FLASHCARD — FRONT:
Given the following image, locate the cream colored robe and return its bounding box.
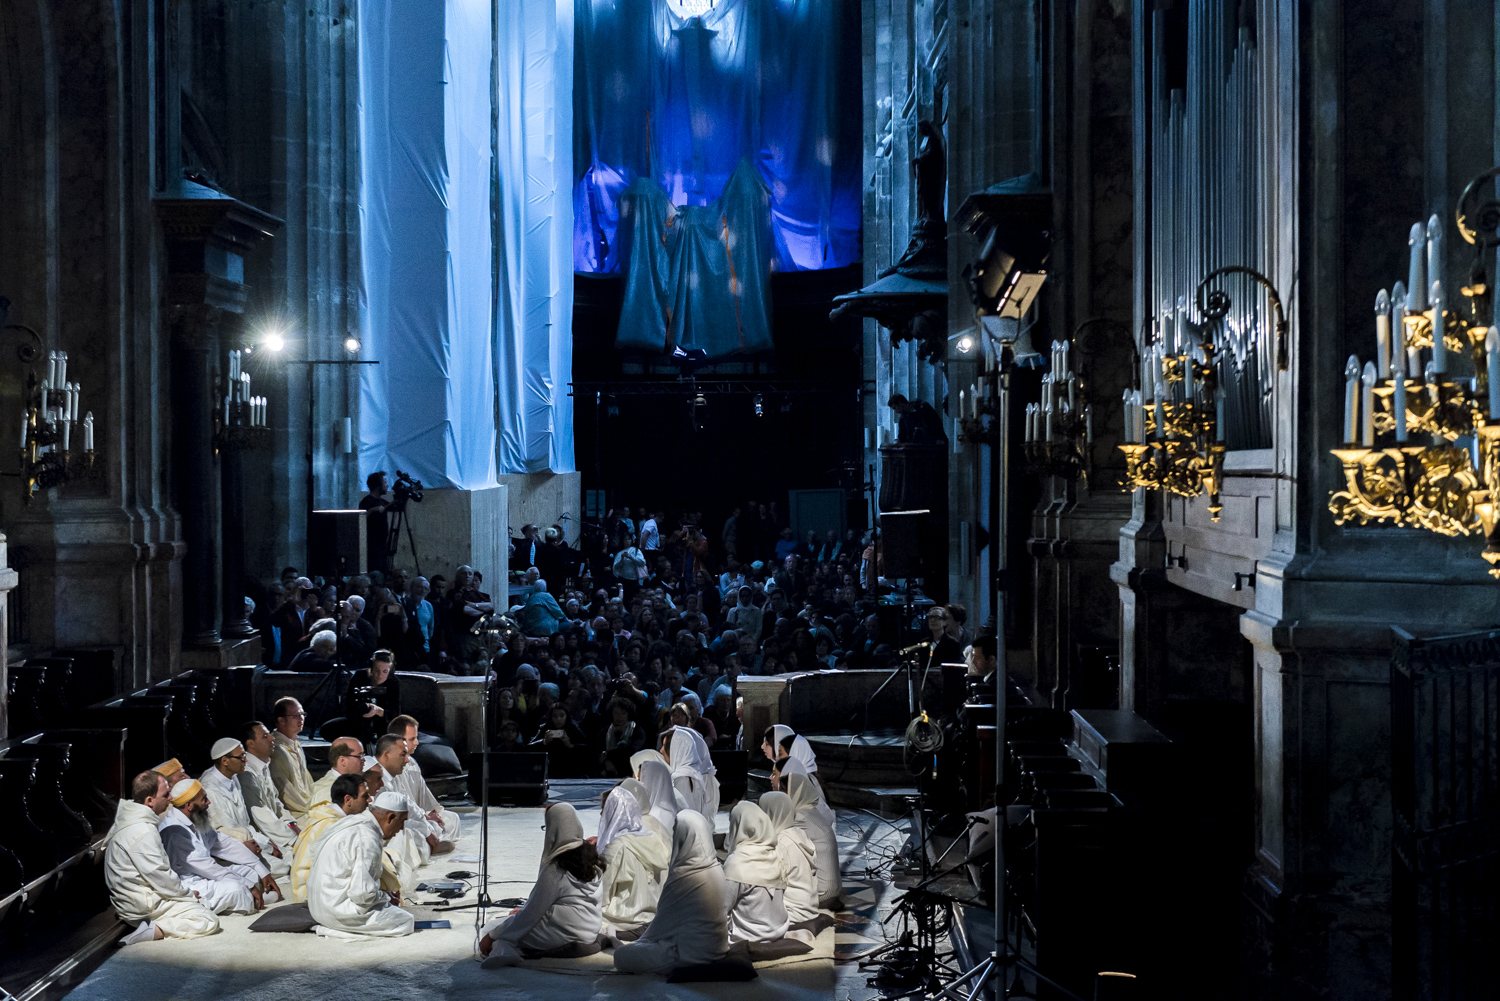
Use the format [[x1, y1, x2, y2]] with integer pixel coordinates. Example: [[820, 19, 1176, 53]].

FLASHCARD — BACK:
[[103, 800, 220, 939], [269, 731, 317, 820], [306, 811, 414, 938], [601, 830, 671, 935], [199, 765, 291, 879]]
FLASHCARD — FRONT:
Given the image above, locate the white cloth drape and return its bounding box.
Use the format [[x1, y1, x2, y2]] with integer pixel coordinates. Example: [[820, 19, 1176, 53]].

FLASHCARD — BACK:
[[307, 812, 414, 938], [599, 791, 670, 935]]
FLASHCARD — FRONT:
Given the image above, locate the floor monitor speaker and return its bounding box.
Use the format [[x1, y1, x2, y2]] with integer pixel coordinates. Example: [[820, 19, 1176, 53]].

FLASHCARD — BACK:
[[308, 509, 367, 578]]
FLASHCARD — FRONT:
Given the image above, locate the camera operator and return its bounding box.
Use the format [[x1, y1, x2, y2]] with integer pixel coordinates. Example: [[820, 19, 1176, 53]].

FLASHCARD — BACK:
[[359, 472, 392, 575], [337, 596, 378, 668], [344, 649, 401, 745]]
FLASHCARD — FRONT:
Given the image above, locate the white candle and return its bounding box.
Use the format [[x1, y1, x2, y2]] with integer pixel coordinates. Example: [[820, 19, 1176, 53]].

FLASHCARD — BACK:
[[1044, 405, 1053, 442], [20, 402, 28, 448], [1375, 289, 1391, 378], [1343, 355, 1361, 443], [57, 351, 66, 389], [1215, 387, 1226, 442], [1487, 327, 1500, 419], [1408, 222, 1428, 311], [71, 383, 79, 421], [1085, 404, 1093, 445], [972, 390, 979, 420], [84, 412, 93, 451], [1133, 390, 1144, 443], [1361, 361, 1377, 447], [1390, 280, 1407, 377], [1427, 214, 1443, 298], [62, 417, 70, 452], [959, 390, 965, 421], [1122, 390, 1132, 443], [1067, 373, 1076, 413], [47, 351, 57, 386], [1393, 369, 1407, 442], [1154, 382, 1167, 438], [1430, 279, 1446, 375]]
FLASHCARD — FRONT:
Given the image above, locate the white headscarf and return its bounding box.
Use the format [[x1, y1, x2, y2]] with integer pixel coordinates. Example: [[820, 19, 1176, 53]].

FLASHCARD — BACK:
[[772, 724, 818, 773], [630, 749, 667, 778], [786, 771, 832, 823], [758, 791, 799, 836], [667, 726, 716, 779], [780, 755, 835, 823], [667, 809, 720, 881], [542, 801, 586, 873], [596, 786, 647, 854], [618, 777, 652, 815], [722, 801, 787, 889], [637, 760, 679, 832]]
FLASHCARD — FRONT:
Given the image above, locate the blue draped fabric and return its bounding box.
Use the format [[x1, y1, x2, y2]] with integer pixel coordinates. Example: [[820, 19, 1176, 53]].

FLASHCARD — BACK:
[[574, 0, 858, 276]]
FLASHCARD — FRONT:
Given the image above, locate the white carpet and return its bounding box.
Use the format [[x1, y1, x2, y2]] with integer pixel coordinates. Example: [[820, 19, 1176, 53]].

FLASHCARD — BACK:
[[66, 785, 833, 1001]]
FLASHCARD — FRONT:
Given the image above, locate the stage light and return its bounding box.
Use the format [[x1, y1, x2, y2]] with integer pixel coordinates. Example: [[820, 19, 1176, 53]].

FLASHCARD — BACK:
[[956, 334, 975, 354], [264, 331, 286, 352], [753, 394, 764, 417], [692, 393, 707, 432], [343, 336, 361, 354]]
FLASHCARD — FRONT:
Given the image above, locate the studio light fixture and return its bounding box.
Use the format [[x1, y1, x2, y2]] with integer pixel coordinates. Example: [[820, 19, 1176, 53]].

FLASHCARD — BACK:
[[753, 394, 764, 417], [264, 330, 286, 352], [343, 336, 361, 354]]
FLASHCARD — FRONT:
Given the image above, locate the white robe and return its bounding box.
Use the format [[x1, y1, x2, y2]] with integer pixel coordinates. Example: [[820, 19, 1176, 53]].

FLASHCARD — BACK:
[[158, 807, 267, 915], [614, 812, 728, 975], [725, 881, 789, 945], [668, 727, 721, 819], [270, 731, 317, 820], [239, 753, 299, 850], [306, 811, 414, 938], [601, 831, 671, 934], [481, 865, 602, 961], [103, 801, 220, 939], [199, 765, 291, 879], [383, 757, 461, 843], [774, 828, 820, 927], [786, 773, 842, 906]]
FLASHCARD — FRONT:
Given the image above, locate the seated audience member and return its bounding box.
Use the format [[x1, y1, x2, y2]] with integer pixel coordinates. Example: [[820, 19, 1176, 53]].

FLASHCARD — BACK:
[[345, 649, 402, 744], [306, 790, 415, 939], [613, 811, 729, 974], [665, 725, 720, 820], [237, 721, 300, 851], [289, 627, 338, 673], [198, 738, 290, 879], [678, 693, 718, 747], [704, 690, 739, 749], [310, 737, 367, 807], [372, 734, 445, 864], [618, 777, 669, 843], [722, 801, 790, 947], [338, 595, 377, 669], [597, 786, 671, 939], [104, 771, 221, 944], [786, 773, 842, 909], [759, 791, 821, 939], [292, 773, 370, 902], [479, 803, 605, 965], [534, 704, 590, 778], [599, 698, 645, 777], [384, 715, 462, 844], [516, 580, 566, 637], [159, 778, 276, 914], [269, 697, 317, 820], [635, 758, 680, 837], [493, 719, 526, 752]]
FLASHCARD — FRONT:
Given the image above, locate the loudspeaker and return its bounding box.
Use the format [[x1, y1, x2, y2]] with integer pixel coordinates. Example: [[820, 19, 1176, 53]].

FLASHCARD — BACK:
[[308, 509, 367, 578], [467, 751, 549, 806], [881, 509, 931, 577], [710, 749, 748, 800]]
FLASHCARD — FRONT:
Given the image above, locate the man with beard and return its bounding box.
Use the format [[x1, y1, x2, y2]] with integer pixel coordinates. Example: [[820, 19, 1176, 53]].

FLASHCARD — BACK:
[[158, 778, 279, 914], [198, 737, 290, 880]]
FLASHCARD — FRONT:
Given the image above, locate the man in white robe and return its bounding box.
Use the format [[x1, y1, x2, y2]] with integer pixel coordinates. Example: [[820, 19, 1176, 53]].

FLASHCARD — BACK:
[[361, 758, 427, 888], [309, 736, 366, 807], [104, 771, 220, 944], [269, 696, 316, 820], [384, 715, 461, 845], [158, 778, 278, 914], [374, 733, 448, 857], [238, 721, 300, 850], [306, 790, 414, 938], [199, 737, 291, 879], [291, 772, 370, 903]]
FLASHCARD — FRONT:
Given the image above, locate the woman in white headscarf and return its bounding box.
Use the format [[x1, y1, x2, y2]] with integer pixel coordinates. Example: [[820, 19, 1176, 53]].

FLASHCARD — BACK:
[[614, 810, 730, 975], [479, 802, 604, 966], [722, 801, 789, 946], [665, 726, 720, 819], [786, 772, 842, 909], [618, 776, 670, 843], [629, 748, 666, 777], [597, 786, 671, 939], [636, 760, 680, 837], [765, 725, 835, 823], [758, 791, 820, 940]]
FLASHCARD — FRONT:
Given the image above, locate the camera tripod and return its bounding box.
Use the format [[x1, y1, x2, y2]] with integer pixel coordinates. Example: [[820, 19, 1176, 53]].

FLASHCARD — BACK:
[[386, 500, 422, 577]]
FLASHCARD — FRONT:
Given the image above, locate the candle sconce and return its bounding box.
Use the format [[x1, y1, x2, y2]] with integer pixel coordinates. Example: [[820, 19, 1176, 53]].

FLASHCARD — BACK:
[[1020, 337, 1095, 482], [958, 393, 1000, 446], [1023, 408, 1090, 480], [1327, 165, 1500, 576], [16, 346, 97, 504], [213, 348, 271, 452]]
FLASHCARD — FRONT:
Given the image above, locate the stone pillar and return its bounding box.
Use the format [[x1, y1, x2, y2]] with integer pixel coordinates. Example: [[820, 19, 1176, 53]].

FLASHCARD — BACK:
[[0, 532, 15, 739], [220, 437, 253, 639]]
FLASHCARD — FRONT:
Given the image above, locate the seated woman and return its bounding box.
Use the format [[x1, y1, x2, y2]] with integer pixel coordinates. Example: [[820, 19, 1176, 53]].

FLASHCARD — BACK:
[[665, 726, 720, 819], [635, 760, 680, 838], [599, 699, 644, 778], [722, 801, 789, 947], [596, 786, 670, 940], [614, 811, 729, 975], [758, 791, 821, 940], [786, 773, 842, 909], [344, 651, 401, 746], [617, 777, 670, 842], [479, 803, 604, 965], [764, 725, 835, 823], [492, 719, 525, 753], [532, 705, 589, 778]]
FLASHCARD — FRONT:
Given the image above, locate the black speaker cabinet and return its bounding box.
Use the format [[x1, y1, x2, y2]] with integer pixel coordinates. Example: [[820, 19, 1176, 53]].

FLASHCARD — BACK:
[[881, 508, 932, 577], [467, 751, 549, 806], [308, 509, 367, 578]]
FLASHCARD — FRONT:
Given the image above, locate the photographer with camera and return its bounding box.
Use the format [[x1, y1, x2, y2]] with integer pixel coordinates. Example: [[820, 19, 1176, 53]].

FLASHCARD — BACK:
[[344, 649, 401, 746], [359, 472, 392, 575]]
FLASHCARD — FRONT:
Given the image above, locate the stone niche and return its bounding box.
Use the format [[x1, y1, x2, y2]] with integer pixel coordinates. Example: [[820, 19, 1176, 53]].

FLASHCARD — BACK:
[[394, 484, 507, 583]]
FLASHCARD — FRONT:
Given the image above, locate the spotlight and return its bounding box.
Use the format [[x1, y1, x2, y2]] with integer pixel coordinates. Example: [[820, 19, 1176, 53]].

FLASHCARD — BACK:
[[692, 393, 707, 432], [753, 394, 764, 418], [265, 331, 286, 352], [956, 334, 975, 354], [343, 336, 361, 354]]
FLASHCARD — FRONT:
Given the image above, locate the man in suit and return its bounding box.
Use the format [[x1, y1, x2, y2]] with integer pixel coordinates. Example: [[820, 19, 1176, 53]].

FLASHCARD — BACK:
[[272, 583, 319, 668]]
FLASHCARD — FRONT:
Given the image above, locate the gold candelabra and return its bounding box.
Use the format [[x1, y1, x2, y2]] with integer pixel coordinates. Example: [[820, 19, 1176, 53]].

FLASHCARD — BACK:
[[20, 360, 96, 504], [1119, 338, 1227, 519]]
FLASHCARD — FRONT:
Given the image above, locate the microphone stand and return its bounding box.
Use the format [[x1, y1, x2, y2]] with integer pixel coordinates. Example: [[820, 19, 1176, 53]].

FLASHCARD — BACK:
[[435, 615, 496, 918]]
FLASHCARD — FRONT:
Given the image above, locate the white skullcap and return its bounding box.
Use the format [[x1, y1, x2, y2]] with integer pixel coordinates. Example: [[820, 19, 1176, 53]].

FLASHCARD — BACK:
[[362, 755, 378, 771], [210, 738, 243, 760], [370, 791, 407, 813]]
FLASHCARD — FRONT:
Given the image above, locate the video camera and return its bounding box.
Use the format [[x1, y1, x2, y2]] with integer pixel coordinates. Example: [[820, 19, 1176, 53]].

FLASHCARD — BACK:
[[391, 470, 424, 511]]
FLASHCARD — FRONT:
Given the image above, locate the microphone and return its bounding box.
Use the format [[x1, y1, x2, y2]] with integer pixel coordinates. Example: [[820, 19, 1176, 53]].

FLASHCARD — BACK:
[[898, 640, 932, 654]]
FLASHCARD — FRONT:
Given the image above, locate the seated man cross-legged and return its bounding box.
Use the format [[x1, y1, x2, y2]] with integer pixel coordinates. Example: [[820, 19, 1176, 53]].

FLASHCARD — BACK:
[[104, 771, 221, 944], [158, 778, 279, 915], [306, 790, 415, 939]]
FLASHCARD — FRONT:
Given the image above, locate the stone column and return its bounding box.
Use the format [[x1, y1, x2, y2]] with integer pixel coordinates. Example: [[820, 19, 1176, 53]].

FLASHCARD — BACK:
[[0, 533, 15, 739], [219, 429, 253, 638]]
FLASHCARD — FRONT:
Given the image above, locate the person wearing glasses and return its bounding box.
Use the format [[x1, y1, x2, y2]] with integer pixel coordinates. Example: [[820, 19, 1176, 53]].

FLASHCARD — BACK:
[[198, 737, 292, 880], [270, 697, 317, 821], [308, 736, 368, 809]]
